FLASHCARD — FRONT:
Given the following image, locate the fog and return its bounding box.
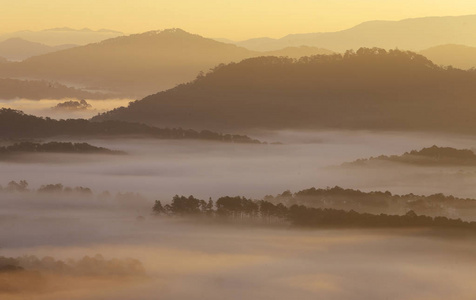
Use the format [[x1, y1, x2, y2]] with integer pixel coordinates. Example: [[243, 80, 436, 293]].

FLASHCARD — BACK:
[[2, 130, 476, 200], [2, 201, 476, 300], [0, 98, 133, 119], [3, 130, 476, 299]]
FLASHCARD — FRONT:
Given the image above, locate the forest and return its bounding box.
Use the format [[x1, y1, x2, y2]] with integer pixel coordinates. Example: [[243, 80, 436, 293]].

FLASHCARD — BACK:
[[94, 48, 476, 133], [345, 145, 476, 166], [0, 141, 122, 155], [0, 108, 262, 143], [152, 195, 476, 230]]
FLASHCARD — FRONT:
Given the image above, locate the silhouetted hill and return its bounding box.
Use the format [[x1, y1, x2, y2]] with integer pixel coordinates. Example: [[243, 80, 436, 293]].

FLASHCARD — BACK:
[[420, 44, 476, 69], [235, 15, 476, 51], [265, 186, 476, 219], [93, 48, 476, 133], [0, 142, 123, 156], [0, 109, 262, 144], [0, 29, 255, 97], [0, 28, 123, 46], [0, 29, 335, 97], [0, 78, 111, 100], [344, 146, 476, 167], [0, 38, 76, 61]]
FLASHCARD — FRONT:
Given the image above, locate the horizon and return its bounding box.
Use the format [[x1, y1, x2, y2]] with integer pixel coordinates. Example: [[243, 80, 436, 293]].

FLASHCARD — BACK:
[[2, 0, 476, 40]]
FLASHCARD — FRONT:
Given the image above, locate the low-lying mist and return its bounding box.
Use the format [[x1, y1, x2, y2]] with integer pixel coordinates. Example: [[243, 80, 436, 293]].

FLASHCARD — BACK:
[[2, 130, 476, 299], [0, 98, 133, 119], [2, 130, 476, 200]]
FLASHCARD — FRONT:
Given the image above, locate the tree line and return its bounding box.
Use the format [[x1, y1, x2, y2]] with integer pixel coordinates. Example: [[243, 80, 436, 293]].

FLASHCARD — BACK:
[[152, 195, 476, 230], [0, 108, 262, 144]]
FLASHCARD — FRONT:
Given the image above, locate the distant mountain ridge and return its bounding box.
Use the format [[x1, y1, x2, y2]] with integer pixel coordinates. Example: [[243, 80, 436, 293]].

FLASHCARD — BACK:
[[233, 15, 476, 51], [420, 44, 476, 69], [0, 38, 76, 61], [0, 29, 333, 97], [0, 28, 123, 46]]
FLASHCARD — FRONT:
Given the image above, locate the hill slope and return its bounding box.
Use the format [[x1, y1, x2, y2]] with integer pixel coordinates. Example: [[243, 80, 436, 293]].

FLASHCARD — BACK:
[[0, 109, 262, 144], [420, 44, 476, 69], [0, 28, 123, 46], [0, 38, 76, 61], [236, 15, 476, 51], [93, 48, 476, 133], [0, 29, 333, 97], [345, 146, 476, 167], [0, 78, 111, 100]]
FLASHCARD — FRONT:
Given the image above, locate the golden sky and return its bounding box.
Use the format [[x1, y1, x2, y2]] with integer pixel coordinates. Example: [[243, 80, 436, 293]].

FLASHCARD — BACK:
[[1, 0, 476, 40]]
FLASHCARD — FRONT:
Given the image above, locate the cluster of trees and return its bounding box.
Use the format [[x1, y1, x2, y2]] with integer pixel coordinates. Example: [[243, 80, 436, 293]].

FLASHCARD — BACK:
[[261, 186, 476, 219], [0, 108, 262, 143], [0, 141, 122, 155], [0, 254, 145, 277], [346, 145, 476, 166], [0, 180, 92, 195], [153, 194, 476, 230]]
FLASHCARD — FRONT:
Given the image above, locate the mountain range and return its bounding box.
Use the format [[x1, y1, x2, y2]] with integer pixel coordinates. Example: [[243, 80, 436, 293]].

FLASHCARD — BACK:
[[93, 48, 476, 134], [0, 38, 76, 61], [228, 15, 476, 52], [0, 27, 123, 46], [0, 29, 332, 97]]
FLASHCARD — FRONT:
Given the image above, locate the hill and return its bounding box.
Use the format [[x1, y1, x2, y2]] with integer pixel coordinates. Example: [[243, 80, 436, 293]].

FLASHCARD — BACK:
[[0, 142, 123, 156], [344, 146, 476, 167], [264, 186, 476, 219], [0, 29, 333, 97], [235, 15, 476, 51], [0, 109, 262, 144], [420, 44, 476, 69], [0, 28, 123, 46], [93, 48, 476, 133], [0, 38, 76, 61], [0, 78, 111, 100], [0, 29, 255, 97]]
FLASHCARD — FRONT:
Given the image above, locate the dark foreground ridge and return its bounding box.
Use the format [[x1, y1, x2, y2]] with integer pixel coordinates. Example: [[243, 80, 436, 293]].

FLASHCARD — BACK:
[[152, 194, 476, 231], [0, 108, 262, 144], [344, 145, 476, 166]]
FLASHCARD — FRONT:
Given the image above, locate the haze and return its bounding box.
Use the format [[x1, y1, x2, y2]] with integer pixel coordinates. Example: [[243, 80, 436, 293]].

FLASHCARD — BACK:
[[2, 0, 476, 40]]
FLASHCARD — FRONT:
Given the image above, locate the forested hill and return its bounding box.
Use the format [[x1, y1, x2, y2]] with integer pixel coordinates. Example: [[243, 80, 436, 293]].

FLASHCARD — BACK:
[[94, 48, 476, 133], [345, 146, 476, 166], [0, 142, 123, 155], [0, 109, 262, 143]]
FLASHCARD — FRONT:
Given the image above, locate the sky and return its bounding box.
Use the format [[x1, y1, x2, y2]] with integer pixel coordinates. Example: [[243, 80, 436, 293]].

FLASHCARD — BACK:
[[1, 0, 476, 40]]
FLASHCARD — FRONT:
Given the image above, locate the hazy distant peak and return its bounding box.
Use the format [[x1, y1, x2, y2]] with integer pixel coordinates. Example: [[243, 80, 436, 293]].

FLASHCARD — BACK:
[[41, 27, 123, 34]]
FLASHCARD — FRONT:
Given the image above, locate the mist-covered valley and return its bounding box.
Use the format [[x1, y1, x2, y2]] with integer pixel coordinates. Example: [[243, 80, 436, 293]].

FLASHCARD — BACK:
[[5, 6, 476, 299]]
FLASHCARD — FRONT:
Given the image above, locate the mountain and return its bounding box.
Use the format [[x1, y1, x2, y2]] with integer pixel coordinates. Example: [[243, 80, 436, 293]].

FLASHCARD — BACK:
[[93, 48, 476, 134], [0, 38, 77, 61], [420, 44, 476, 70], [0, 29, 255, 97], [0, 29, 334, 97], [235, 15, 476, 51], [0, 109, 262, 144], [0, 56, 7, 63], [0, 78, 111, 100], [0, 28, 123, 46], [344, 146, 476, 167]]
